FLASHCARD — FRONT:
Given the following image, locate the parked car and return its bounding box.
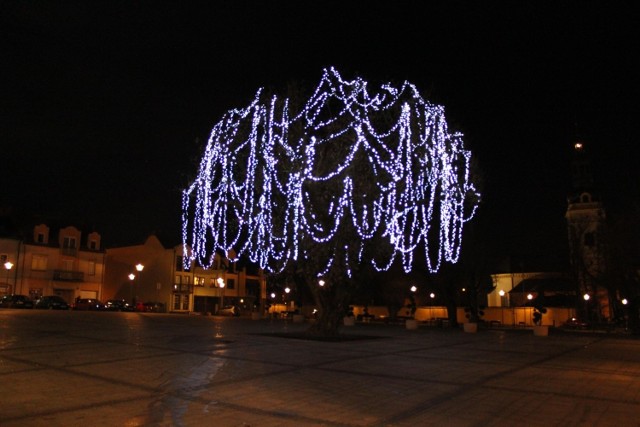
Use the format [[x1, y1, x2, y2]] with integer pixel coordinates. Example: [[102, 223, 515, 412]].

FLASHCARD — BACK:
[[35, 295, 70, 310], [0, 294, 34, 309], [73, 298, 105, 311], [141, 302, 165, 313], [217, 305, 240, 316], [564, 317, 589, 329], [105, 299, 134, 311]]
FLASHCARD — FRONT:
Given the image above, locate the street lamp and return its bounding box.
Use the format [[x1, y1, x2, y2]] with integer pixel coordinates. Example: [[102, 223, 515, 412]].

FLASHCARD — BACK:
[[622, 298, 629, 330], [217, 277, 225, 311], [429, 292, 435, 320], [4, 261, 13, 293], [136, 264, 144, 289], [583, 293, 590, 323], [284, 286, 291, 310], [269, 292, 276, 317], [128, 273, 136, 305], [136, 263, 144, 304]]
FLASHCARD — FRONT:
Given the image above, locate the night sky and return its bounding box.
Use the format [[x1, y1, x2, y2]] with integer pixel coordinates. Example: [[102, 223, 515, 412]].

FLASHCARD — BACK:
[[2, 1, 638, 270]]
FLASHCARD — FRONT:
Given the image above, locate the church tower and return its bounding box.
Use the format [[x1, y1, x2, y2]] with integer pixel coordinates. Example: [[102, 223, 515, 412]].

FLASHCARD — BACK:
[[565, 141, 609, 320]]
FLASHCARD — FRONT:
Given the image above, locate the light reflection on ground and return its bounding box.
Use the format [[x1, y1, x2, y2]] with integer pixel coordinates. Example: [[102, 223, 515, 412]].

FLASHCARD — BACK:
[[149, 353, 227, 425]]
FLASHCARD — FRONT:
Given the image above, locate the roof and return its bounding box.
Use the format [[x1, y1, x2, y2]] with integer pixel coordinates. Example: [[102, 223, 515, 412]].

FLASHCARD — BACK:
[[509, 277, 576, 294]]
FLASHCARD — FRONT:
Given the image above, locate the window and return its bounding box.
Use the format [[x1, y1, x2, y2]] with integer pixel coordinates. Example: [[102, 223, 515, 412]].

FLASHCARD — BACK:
[[88, 260, 96, 276], [37, 233, 45, 243], [226, 278, 235, 289], [31, 254, 48, 271], [175, 255, 191, 272], [172, 293, 190, 311], [0, 254, 7, 264], [63, 237, 76, 249], [89, 240, 97, 250], [173, 294, 182, 310], [194, 276, 205, 286], [173, 276, 191, 292]]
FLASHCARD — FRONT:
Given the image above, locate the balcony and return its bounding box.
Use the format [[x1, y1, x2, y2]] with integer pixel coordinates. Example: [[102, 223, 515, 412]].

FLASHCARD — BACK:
[[53, 270, 84, 282], [60, 247, 78, 257]]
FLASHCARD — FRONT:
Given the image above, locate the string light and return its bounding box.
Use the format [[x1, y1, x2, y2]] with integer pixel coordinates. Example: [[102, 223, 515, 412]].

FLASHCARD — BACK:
[[182, 67, 480, 275]]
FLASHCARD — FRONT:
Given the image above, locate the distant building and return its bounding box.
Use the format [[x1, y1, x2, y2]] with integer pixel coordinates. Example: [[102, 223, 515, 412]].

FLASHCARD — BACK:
[[489, 271, 575, 307], [104, 235, 266, 314], [565, 141, 609, 320], [0, 223, 105, 302]]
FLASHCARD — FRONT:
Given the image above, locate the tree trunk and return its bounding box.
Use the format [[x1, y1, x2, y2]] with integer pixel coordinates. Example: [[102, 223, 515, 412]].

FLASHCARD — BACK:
[[305, 272, 352, 337], [307, 303, 345, 337]]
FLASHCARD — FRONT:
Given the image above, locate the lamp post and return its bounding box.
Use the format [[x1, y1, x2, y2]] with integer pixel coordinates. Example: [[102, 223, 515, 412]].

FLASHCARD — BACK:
[[128, 273, 136, 306], [135, 263, 144, 292], [4, 261, 13, 294], [127, 263, 144, 308], [527, 294, 534, 325], [270, 292, 276, 317], [217, 277, 225, 311], [429, 292, 435, 321], [408, 285, 417, 318], [583, 293, 590, 323], [285, 286, 291, 311]]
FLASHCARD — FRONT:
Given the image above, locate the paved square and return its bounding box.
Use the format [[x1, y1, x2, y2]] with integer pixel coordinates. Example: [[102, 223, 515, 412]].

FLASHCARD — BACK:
[[0, 310, 638, 426]]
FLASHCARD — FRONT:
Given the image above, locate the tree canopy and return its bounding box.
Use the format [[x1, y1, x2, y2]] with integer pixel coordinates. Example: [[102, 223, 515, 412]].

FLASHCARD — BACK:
[[182, 67, 480, 280]]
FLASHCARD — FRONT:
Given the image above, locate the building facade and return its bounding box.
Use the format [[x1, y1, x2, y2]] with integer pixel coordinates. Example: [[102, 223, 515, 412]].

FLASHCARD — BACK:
[[104, 235, 267, 314], [0, 223, 105, 302]]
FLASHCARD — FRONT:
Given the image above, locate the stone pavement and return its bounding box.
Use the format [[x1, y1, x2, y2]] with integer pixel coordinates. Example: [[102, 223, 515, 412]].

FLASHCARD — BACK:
[[1, 310, 639, 426]]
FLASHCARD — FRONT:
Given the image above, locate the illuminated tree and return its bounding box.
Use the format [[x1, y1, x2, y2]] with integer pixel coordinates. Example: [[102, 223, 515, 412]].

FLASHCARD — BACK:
[[182, 67, 480, 335]]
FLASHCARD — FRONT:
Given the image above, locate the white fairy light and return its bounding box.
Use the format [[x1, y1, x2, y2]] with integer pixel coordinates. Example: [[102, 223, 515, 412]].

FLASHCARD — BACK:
[[182, 67, 480, 275]]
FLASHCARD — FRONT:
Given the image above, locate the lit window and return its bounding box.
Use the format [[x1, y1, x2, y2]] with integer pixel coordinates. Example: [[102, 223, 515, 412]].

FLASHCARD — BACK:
[[31, 254, 48, 271]]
